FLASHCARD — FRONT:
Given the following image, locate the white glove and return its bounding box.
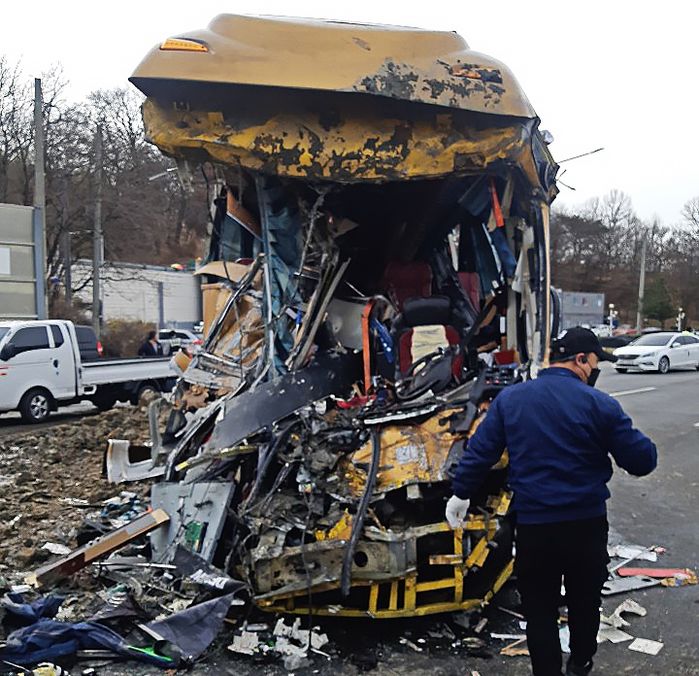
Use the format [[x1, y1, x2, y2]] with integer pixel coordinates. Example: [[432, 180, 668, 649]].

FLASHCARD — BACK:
[[445, 495, 470, 528]]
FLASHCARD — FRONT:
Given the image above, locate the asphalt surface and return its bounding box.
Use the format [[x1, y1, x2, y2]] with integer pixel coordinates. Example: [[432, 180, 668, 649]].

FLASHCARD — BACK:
[[480, 363, 699, 676], [592, 363, 699, 675], [0, 401, 102, 435]]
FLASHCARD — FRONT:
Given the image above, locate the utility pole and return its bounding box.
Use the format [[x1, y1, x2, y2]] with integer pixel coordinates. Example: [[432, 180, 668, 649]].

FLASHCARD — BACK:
[[33, 78, 47, 319], [62, 229, 72, 306], [92, 126, 103, 338], [636, 236, 647, 333], [61, 176, 72, 306]]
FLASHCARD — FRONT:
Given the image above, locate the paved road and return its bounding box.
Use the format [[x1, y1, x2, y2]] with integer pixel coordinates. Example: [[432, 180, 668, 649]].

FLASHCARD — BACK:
[[593, 363, 699, 674], [468, 363, 699, 676], [0, 401, 100, 435]]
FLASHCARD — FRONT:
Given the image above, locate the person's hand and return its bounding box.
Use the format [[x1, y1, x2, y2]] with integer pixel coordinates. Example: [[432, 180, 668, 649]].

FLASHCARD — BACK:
[[445, 495, 470, 528]]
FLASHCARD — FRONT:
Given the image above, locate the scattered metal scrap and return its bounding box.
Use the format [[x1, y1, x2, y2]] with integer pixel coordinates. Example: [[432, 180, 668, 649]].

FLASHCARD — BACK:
[[1, 11, 561, 675], [120, 11, 563, 621]]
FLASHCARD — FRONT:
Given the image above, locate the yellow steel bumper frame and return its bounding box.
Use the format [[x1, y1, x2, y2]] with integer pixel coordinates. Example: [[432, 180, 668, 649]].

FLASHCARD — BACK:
[[256, 491, 514, 618]]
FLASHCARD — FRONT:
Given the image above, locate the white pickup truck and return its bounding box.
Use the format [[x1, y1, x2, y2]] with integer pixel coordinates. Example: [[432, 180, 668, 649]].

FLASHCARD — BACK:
[[0, 320, 176, 423]]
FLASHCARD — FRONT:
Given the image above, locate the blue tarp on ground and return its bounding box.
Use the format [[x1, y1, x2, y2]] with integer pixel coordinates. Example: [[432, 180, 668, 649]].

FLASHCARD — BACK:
[[0, 595, 176, 668], [1, 593, 63, 625]]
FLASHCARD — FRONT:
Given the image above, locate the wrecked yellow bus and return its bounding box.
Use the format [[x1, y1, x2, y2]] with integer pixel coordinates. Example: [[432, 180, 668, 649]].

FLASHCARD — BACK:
[[124, 13, 559, 618]]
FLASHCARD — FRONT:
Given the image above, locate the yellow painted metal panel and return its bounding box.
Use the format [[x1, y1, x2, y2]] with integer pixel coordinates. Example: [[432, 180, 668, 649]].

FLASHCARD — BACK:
[[464, 537, 490, 569], [404, 575, 417, 611], [454, 528, 464, 602], [350, 409, 463, 493], [429, 554, 464, 566], [389, 581, 399, 611], [415, 578, 457, 592], [142, 99, 538, 184], [369, 583, 379, 614], [262, 590, 503, 619], [131, 14, 536, 119]]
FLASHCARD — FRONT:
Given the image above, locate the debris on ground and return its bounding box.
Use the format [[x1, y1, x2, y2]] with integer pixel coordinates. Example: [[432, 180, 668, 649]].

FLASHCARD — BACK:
[[601, 599, 647, 628], [659, 569, 697, 586], [617, 566, 691, 578], [0, 407, 151, 576], [0, 417, 686, 675], [474, 617, 488, 633], [602, 576, 661, 594], [40, 544, 72, 557], [607, 544, 661, 562], [399, 637, 423, 653], [499, 637, 529, 657], [228, 630, 260, 656], [627, 637, 664, 655], [490, 633, 526, 640], [597, 626, 634, 644], [26, 509, 169, 589]]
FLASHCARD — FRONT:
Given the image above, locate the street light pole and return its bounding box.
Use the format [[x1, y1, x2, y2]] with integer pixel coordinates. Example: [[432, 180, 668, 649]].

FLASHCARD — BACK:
[[636, 236, 647, 333]]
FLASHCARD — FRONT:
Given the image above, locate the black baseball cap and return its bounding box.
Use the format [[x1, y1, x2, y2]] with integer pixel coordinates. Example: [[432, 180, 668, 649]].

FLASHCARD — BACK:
[[550, 326, 618, 363]]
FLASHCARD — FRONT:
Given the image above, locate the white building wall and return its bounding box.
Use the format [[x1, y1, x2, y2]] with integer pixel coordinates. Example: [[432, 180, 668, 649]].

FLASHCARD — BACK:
[[72, 260, 201, 328]]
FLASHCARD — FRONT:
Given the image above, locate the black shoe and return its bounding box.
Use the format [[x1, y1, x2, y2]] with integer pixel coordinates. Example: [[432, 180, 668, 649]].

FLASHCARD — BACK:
[[566, 657, 593, 675]]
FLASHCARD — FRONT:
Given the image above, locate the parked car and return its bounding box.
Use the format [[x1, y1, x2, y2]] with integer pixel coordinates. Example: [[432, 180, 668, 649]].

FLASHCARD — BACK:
[[158, 328, 203, 355], [0, 320, 176, 422], [74, 325, 104, 361], [612, 332, 699, 374]]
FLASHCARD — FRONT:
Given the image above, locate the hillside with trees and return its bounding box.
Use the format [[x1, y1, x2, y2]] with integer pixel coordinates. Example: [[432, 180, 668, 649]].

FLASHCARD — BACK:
[[552, 190, 699, 325], [0, 57, 208, 293]]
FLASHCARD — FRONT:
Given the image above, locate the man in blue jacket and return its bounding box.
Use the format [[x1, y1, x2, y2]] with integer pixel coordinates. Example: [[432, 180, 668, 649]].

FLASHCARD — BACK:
[[445, 327, 657, 676]]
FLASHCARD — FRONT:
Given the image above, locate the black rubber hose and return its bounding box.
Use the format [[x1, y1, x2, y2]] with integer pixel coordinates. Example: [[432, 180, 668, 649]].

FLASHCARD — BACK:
[[341, 425, 381, 597], [241, 421, 297, 512]]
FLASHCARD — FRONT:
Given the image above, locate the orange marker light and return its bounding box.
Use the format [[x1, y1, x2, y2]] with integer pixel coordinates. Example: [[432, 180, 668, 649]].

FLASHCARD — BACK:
[[160, 38, 209, 53]]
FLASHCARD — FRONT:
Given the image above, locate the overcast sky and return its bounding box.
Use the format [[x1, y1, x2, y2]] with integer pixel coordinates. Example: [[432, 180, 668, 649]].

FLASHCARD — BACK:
[[2, 1, 696, 225]]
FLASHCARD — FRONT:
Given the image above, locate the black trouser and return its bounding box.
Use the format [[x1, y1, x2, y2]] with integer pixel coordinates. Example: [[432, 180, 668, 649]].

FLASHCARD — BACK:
[[515, 516, 609, 676]]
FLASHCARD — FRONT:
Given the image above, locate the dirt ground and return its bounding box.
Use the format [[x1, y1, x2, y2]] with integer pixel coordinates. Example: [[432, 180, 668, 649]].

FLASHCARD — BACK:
[[0, 407, 151, 577]]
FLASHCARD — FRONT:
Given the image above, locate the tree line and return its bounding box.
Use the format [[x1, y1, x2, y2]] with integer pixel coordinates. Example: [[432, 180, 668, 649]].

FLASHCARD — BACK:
[[551, 189, 699, 326], [0, 56, 207, 311], [2, 56, 697, 327]]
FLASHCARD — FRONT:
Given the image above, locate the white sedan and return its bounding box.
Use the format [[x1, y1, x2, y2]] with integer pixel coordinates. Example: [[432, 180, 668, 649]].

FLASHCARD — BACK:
[[613, 332, 699, 374]]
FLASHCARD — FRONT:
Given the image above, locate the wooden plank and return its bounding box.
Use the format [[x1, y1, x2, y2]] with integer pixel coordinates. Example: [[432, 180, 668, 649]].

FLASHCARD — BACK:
[[26, 508, 169, 588]]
